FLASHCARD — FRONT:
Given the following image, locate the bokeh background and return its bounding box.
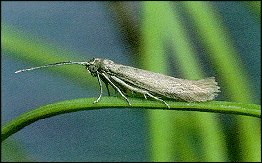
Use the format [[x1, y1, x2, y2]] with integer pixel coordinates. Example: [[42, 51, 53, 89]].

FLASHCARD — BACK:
[[2, 1, 261, 162]]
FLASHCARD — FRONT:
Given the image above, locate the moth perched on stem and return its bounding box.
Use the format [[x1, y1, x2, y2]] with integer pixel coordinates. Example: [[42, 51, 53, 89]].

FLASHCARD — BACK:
[[15, 58, 220, 108]]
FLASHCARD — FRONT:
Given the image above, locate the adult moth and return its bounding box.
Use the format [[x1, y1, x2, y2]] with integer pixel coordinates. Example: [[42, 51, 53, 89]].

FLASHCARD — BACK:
[[15, 58, 220, 108]]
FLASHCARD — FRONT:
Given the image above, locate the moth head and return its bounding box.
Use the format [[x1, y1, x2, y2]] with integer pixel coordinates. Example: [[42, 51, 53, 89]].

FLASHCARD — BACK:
[[86, 58, 102, 76]]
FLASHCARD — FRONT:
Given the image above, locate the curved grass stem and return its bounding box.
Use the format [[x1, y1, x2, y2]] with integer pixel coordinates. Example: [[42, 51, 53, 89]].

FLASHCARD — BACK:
[[1, 97, 260, 142]]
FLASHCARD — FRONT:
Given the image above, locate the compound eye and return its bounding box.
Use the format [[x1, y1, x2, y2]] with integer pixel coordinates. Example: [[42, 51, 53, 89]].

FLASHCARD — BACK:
[[88, 65, 98, 73]]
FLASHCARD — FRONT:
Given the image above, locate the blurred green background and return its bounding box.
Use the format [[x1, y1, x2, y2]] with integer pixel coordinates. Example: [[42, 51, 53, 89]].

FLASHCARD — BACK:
[[2, 1, 261, 162]]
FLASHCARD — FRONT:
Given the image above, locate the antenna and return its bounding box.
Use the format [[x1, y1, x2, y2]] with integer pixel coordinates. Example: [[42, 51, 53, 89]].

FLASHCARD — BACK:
[[15, 61, 88, 73]]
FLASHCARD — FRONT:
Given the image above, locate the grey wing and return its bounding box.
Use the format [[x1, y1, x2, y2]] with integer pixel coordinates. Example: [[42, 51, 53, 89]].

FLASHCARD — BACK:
[[161, 77, 220, 102], [105, 63, 220, 102]]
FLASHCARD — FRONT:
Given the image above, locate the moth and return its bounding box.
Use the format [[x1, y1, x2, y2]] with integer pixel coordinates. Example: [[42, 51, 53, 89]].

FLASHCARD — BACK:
[[15, 58, 220, 108]]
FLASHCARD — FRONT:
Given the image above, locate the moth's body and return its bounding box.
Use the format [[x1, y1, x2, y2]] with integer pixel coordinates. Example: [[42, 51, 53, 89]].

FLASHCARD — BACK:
[[16, 58, 220, 108], [92, 58, 219, 102]]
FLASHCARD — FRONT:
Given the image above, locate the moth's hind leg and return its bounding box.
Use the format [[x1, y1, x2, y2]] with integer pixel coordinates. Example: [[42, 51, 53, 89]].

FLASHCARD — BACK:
[[110, 76, 170, 108], [143, 93, 170, 108]]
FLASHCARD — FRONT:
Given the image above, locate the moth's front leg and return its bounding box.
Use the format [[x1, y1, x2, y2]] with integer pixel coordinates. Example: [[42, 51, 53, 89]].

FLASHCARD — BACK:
[[93, 72, 103, 104], [100, 75, 111, 96]]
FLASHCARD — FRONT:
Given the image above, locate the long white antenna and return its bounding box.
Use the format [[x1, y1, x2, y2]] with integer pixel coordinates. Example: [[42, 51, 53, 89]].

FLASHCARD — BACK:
[[15, 61, 88, 73]]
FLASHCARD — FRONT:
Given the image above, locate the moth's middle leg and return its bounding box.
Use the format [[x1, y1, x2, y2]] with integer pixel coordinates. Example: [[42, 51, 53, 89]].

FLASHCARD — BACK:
[[110, 76, 170, 108], [101, 73, 131, 105]]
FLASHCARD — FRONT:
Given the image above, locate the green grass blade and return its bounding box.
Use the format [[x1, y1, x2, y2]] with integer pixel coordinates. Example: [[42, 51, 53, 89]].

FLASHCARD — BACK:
[[183, 2, 252, 102], [164, 2, 227, 161], [141, 1, 228, 161], [140, 2, 173, 161], [2, 24, 96, 87], [2, 97, 260, 142], [183, 2, 261, 161]]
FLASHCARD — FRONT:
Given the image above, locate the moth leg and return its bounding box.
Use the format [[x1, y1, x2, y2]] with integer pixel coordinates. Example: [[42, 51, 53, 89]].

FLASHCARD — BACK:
[[145, 92, 170, 109], [101, 76, 111, 96], [105, 82, 110, 96], [110, 76, 170, 108], [101, 73, 131, 105], [93, 72, 103, 104]]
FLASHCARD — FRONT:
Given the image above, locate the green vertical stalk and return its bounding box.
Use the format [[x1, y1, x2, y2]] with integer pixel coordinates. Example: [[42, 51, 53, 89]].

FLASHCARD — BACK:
[[141, 2, 175, 161], [160, 2, 227, 161], [141, 1, 227, 161], [183, 1, 261, 161]]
